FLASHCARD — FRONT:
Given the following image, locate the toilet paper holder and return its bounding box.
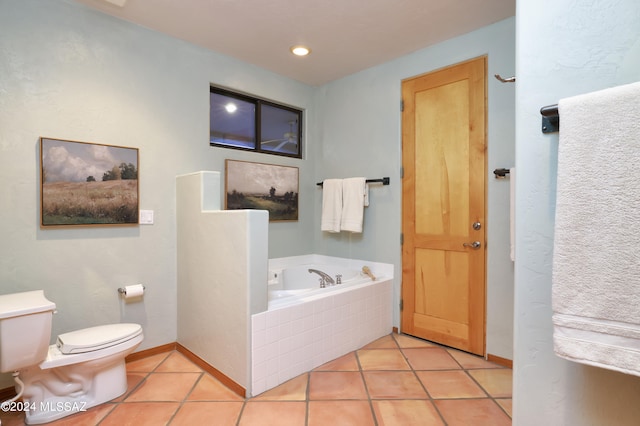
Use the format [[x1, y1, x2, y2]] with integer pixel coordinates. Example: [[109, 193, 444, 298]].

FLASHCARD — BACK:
[[117, 285, 146, 296]]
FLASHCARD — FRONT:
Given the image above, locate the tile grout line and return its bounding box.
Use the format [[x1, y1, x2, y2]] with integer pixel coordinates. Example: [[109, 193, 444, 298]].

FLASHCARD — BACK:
[[95, 401, 118, 425], [99, 351, 173, 425], [304, 372, 310, 426], [166, 369, 205, 425], [234, 397, 249, 426], [443, 344, 509, 418], [396, 334, 513, 421], [392, 334, 449, 425], [354, 348, 380, 426], [464, 369, 513, 419]]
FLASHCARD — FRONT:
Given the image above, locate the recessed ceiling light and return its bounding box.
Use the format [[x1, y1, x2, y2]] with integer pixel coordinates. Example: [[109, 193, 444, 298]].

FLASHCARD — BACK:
[[290, 46, 311, 56], [225, 103, 237, 113]]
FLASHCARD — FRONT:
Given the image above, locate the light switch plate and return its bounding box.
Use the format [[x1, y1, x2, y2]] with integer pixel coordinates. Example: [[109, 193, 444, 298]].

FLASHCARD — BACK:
[[139, 210, 154, 225]]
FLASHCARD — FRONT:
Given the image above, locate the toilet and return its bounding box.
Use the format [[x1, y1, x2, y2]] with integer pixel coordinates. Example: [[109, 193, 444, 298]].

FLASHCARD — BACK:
[[0, 290, 143, 424]]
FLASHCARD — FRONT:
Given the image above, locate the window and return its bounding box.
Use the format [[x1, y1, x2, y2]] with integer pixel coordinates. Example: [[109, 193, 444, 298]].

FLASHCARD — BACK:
[[210, 87, 302, 158]]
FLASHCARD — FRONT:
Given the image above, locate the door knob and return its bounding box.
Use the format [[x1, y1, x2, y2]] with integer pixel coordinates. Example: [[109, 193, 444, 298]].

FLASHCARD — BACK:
[[472, 222, 482, 230], [463, 241, 481, 249]]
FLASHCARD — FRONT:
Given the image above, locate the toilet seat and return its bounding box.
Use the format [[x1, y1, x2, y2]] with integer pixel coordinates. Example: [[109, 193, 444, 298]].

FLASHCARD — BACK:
[[57, 323, 142, 354], [40, 324, 143, 370]]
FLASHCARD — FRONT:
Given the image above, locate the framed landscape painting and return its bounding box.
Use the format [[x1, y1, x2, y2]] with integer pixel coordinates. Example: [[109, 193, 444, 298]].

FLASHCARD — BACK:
[[225, 159, 299, 221], [40, 137, 139, 227]]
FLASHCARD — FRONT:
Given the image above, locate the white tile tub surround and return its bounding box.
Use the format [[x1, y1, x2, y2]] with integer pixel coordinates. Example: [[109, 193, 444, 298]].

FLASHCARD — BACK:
[[251, 255, 393, 396]]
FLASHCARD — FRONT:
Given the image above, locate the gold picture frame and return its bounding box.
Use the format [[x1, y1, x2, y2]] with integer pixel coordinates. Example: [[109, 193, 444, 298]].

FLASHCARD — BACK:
[[225, 159, 299, 222], [40, 137, 139, 227]]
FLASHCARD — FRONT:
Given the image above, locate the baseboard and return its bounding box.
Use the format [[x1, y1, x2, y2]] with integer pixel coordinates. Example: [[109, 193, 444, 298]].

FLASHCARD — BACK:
[[127, 342, 246, 397], [176, 343, 246, 398], [0, 385, 15, 401], [125, 342, 177, 363], [487, 353, 513, 369]]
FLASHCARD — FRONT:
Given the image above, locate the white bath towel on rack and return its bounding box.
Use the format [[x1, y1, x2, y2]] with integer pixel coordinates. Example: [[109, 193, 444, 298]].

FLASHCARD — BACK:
[[341, 177, 367, 233], [552, 81, 640, 377], [320, 179, 342, 232], [509, 167, 515, 262]]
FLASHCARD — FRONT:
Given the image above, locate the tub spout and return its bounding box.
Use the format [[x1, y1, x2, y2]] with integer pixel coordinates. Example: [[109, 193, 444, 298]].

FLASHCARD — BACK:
[[308, 268, 335, 287]]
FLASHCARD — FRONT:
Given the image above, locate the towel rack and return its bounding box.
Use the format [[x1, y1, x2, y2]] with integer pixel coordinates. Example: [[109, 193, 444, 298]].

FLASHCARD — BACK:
[[494, 74, 516, 83], [493, 168, 510, 178], [316, 177, 390, 187], [540, 104, 559, 133]]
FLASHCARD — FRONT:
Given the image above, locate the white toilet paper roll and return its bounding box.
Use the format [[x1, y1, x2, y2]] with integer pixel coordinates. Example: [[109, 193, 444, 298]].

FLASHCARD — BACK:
[[123, 284, 144, 299]]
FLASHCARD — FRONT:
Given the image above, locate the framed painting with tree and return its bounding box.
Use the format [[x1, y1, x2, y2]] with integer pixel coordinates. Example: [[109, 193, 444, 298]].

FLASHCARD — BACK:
[[225, 159, 298, 221], [40, 137, 139, 227]]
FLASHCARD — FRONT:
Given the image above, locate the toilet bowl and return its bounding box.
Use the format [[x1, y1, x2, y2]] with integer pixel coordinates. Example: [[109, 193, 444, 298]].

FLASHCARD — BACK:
[[0, 291, 143, 425]]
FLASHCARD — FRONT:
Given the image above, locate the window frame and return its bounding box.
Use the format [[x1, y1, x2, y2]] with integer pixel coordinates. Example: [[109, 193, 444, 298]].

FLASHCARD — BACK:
[[209, 86, 303, 159]]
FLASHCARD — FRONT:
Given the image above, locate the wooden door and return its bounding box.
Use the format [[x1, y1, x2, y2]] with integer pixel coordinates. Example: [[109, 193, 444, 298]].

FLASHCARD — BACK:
[[401, 57, 487, 355]]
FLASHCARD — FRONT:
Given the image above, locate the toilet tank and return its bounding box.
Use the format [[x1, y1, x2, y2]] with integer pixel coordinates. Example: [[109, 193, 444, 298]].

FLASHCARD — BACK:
[[0, 290, 56, 372]]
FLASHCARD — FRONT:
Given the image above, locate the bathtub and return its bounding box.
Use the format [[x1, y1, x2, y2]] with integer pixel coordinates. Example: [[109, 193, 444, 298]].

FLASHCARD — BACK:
[[251, 255, 393, 396], [267, 264, 373, 309]]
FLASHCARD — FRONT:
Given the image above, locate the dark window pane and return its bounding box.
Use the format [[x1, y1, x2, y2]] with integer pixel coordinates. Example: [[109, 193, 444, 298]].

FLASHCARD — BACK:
[[210, 92, 255, 149], [260, 104, 300, 156], [210, 86, 303, 158]]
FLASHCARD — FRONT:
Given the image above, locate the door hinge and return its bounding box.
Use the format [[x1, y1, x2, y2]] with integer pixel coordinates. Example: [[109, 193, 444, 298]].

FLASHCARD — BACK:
[[400, 233, 404, 245], [400, 167, 404, 178], [401, 99, 404, 112], [400, 299, 404, 311]]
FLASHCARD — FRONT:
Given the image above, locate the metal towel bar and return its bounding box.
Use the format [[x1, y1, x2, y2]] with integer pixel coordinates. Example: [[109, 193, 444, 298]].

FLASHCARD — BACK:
[[493, 168, 511, 178], [541, 104, 559, 133], [317, 177, 390, 187]]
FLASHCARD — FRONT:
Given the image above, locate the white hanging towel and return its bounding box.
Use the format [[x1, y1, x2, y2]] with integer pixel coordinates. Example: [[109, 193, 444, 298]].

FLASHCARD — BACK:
[[340, 177, 367, 233], [320, 179, 342, 232], [552, 81, 640, 377], [364, 183, 370, 207], [509, 167, 516, 262]]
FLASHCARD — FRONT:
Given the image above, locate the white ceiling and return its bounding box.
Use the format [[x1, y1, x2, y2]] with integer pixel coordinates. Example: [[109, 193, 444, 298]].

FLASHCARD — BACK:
[[73, 0, 515, 86]]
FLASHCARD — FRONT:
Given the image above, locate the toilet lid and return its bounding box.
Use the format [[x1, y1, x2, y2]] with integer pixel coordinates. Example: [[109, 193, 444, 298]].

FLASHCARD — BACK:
[[56, 323, 142, 354]]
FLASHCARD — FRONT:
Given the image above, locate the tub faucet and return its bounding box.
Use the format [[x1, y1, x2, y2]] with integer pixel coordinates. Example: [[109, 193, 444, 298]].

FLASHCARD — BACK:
[[308, 269, 335, 287]]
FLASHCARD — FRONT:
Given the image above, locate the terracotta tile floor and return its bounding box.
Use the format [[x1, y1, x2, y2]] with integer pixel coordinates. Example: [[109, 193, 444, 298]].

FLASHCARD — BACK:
[[1, 333, 512, 425]]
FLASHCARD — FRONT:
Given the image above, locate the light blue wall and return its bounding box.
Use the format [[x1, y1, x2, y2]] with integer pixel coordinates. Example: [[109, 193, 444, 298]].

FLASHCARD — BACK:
[[0, 0, 314, 366], [0, 0, 515, 393], [313, 18, 516, 359], [514, 0, 640, 424]]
